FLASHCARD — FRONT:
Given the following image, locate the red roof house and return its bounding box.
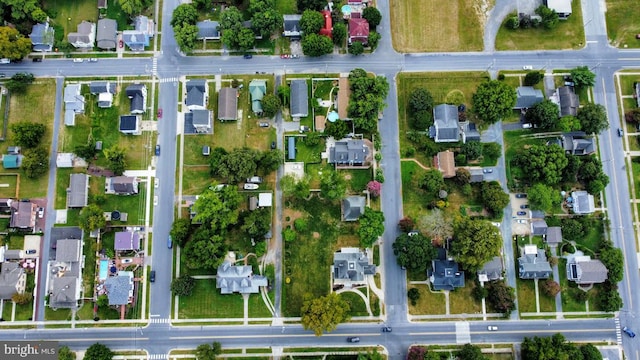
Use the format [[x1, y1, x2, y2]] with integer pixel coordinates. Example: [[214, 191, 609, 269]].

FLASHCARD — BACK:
[[348, 18, 369, 44], [319, 10, 333, 38]]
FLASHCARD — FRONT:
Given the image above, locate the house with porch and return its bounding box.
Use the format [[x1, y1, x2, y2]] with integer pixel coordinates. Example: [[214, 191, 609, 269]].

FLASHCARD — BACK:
[[332, 248, 376, 288]]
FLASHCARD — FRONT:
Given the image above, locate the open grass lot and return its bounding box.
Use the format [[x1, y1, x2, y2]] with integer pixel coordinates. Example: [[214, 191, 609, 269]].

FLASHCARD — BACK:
[[0, 174, 18, 198], [617, 75, 640, 97], [449, 280, 482, 314], [606, 0, 640, 48], [401, 161, 428, 220], [179, 279, 245, 318], [631, 158, 640, 198], [275, 0, 297, 17], [407, 285, 446, 315], [389, 0, 484, 52], [339, 291, 369, 316], [495, 0, 585, 50], [558, 258, 587, 312], [345, 169, 371, 194], [247, 292, 272, 318], [85, 176, 147, 225], [42, 0, 98, 41], [3, 80, 56, 198], [181, 166, 214, 195], [292, 136, 324, 164], [516, 277, 537, 313]]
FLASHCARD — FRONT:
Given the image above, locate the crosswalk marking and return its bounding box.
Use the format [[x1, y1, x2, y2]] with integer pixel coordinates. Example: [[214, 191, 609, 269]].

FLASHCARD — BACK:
[[455, 321, 471, 344], [615, 318, 623, 345], [148, 354, 167, 359], [150, 318, 170, 324], [159, 77, 179, 83], [152, 57, 158, 76]]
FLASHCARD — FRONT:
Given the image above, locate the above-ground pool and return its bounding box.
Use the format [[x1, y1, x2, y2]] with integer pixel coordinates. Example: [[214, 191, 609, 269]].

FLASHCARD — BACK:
[[99, 259, 108, 281]]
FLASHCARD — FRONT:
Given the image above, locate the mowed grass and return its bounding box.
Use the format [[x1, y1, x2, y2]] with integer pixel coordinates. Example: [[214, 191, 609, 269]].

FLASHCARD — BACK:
[[390, 0, 484, 52], [606, 0, 640, 48], [0, 174, 18, 198], [495, 0, 585, 50], [401, 161, 428, 220], [449, 280, 482, 314], [178, 279, 245, 318], [275, 0, 297, 15], [407, 285, 446, 315], [339, 291, 369, 316], [4, 80, 56, 198], [43, 0, 98, 39]]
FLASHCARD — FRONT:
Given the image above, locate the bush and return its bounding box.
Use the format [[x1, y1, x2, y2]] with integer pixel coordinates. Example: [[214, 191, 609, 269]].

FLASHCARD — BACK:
[[524, 71, 544, 86], [171, 276, 195, 296], [255, 242, 266, 257], [294, 218, 308, 232], [283, 228, 296, 242], [472, 284, 488, 301], [497, 74, 506, 81], [506, 16, 520, 30], [375, 168, 385, 183], [408, 288, 420, 306], [541, 279, 560, 297]]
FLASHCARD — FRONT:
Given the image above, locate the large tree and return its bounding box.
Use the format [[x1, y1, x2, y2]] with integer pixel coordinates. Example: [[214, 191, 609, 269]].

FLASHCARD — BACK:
[[461, 141, 482, 160], [78, 204, 106, 232], [418, 209, 453, 242], [119, 0, 151, 16], [261, 93, 282, 117], [324, 119, 350, 139], [570, 66, 596, 88], [357, 208, 385, 248], [104, 146, 127, 175], [535, 5, 559, 30], [362, 7, 382, 28], [183, 227, 227, 270], [332, 22, 347, 46], [348, 42, 364, 56], [250, 1, 282, 38], [577, 103, 608, 134], [525, 99, 559, 130], [485, 280, 516, 314], [418, 169, 444, 194], [456, 344, 489, 360], [558, 115, 582, 132], [171, 4, 198, 27], [59, 346, 76, 360], [472, 80, 517, 124], [515, 144, 568, 185], [6, 72, 34, 93], [170, 217, 192, 248], [301, 33, 333, 57], [408, 87, 434, 119], [300, 293, 350, 336], [527, 183, 562, 212], [171, 275, 195, 296], [392, 232, 437, 272], [174, 24, 199, 53], [241, 208, 272, 239], [347, 68, 389, 132], [83, 343, 113, 360], [10, 121, 45, 148], [195, 342, 222, 360], [577, 155, 609, 194], [299, 10, 324, 35], [219, 6, 246, 50], [21, 146, 48, 179], [211, 147, 260, 183], [522, 334, 591, 360], [480, 181, 509, 216], [452, 218, 502, 271], [320, 171, 347, 200], [193, 184, 242, 232], [599, 240, 624, 284], [0, 27, 32, 61]]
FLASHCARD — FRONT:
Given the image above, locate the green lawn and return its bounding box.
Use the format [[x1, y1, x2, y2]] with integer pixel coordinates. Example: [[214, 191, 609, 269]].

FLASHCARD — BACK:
[[90, 177, 147, 225], [449, 280, 482, 314], [558, 258, 587, 312], [401, 161, 429, 219], [312, 80, 335, 100], [631, 158, 640, 198], [105, 0, 135, 31], [617, 75, 640, 97], [43, 0, 98, 41], [339, 291, 369, 317], [183, 134, 215, 166], [292, 136, 324, 164], [178, 279, 245, 318], [407, 285, 446, 315], [345, 169, 371, 194], [516, 278, 537, 313], [275, 0, 297, 16], [0, 174, 18, 198], [181, 167, 214, 196], [606, 0, 640, 48], [45, 307, 72, 321], [495, 1, 585, 50]]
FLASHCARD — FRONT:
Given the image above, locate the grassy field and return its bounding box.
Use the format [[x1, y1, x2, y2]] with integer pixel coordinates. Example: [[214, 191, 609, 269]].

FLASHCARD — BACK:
[[181, 166, 214, 195], [389, 0, 485, 52], [3, 80, 57, 198], [495, 1, 585, 50], [0, 174, 18, 198], [178, 279, 246, 318], [345, 169, 371, 194], [43, 0, 98, 40], [516, 277, 537, 313], [449, 280, 483, 314], [606, 0, 640, 48], [558, 258, 587, 312], [400, 161, 429, 220], [407, 285, 446, 315], [339, 291, 369, 316]]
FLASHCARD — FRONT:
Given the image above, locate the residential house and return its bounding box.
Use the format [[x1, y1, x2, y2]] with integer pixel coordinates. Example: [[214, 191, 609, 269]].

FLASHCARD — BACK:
[[469, 168, 484, 183], [332, 248, 376, 288], [461, 121, 481, 142], [104, 271, 134, 305], [348, 18, 369, 44], [3, 249, 23, 260], [571, 191, 595, 214], [518, 244, 552, 279], [122, 16, 154, 51], [258, 193, 272, 208], [290, 79, 309, 119], [429, 256, 465, 291], [567, 256, 608, 286], [249, 80, 267, 115], [514, 86, 544, 110], [2, 155, 20, 169], [546, 226, 563, 245], [530, 210, 545, 219], [30, 23, 54, 51], [319, 10, 332, 38], [64, 84, 85, 126], [0, 262, 26, 300], [557, 86, 579, 117], [185, 80, 208, 110], [119, 115, 141, 135], [287, 137, 296, 160], [430, 104, 460, 143], [478, 256, 503, 283], [216, 260, 268, 294], [217, 88, 238, 121], [67, 21, 96, 48], [337, 76, 351, 120], [545, 0, 572, 19], [196, 20, 220, 40], [9, 201, 37, 231], [185, 110, 212, 133], [56, 153, 74, 168], [48, 239, 84, 309], [115, 231, 141, 251], [434, 151, 456, 178], [342, 196, 366, 221], [67, 174, 89, 208], [282, 15, 302, 38], [97, 19, 118, 50], [98, 0, 108, 9], [125, 84, 147, 114], [329, 138, 372, 167], [89, 81, 116, 108], [106, 176, 139, 195], [561, 132, 596, 155], [531, 219, 548, 236]]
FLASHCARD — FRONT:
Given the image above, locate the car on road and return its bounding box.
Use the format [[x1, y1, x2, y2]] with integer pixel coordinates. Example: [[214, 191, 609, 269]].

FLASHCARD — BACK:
[[0, 74, 5, 78], [347, 337, 360, 343], [32, 58, 42, 62], [168, 236, 173, 249], [280, 54, 289, 59], [291, 54, 299, 59], [515, 193, 527, 198], [517, 211, 527, 216], [564, 81, 575, 87], [89, 58, 98, 62], [382, 326, 392, 332], [520, 204, 529, 209], [244, 183, 259, 190], [155, 144, 161, 156], [618, 128, 624, 137], [623, 326, 636, 338], [72, 58, 83, 63], [523, 65, 533, 70], [243, 54, 253, 59], [119, 40, 124, 48], [157, 108, 163, 118], [149, 270, 156, 283], [487, 326, 498, 331], [153, 195, 158, 206], [259, 122, 269, 127], [483, 168, 493, 173], [154, 178, 159, 188], [25, 249, 37, 255]]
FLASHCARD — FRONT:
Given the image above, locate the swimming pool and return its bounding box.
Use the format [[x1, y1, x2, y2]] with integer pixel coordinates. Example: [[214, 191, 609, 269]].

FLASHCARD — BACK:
[[99, 260, 108, 281]]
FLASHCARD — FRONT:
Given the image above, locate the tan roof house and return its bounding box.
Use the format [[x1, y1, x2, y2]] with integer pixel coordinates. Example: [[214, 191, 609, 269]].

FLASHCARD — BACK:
[[434, 151, 455, 178]]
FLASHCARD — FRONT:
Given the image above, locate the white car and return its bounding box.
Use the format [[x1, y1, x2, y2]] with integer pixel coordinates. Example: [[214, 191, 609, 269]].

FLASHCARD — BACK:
[[72, 58, 83, 63], [153, 195, 158, 206], [522, 65, 533, 70], [488, 326, 498, 331], [244, 183, 259, 190], [121, 258, 133, 264], [154, 178, 159, 188]]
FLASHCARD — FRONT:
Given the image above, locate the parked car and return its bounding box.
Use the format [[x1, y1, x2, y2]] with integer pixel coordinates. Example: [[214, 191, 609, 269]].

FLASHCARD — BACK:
[[382, 326, 392, 333], [515, 193, 527, 198], [25, 249, 37, 255], [564, 81, 575, 87], [347, 337, 360, 343], [517, 211, 527, 216], [32, 58, 42, 62], [0, 74, 6, 78], [280, 54, 289, 59], [246, 176, 263, 184], [155, 145, 161, 156], [154, 178, 159, 188], [149, 270, 156, 283], [520, 204, 529, 209], [244, 183, 259, 190], [38, 208, 44, 218], [516, 219, 527, 224], [618, 128, 624, 137], [122, 258, 133, 264], [0, 58, 10, 64], [168, 236, 173, 249], [89, 58, 98, 62], [623, 326, 636, 338], [488, 326, 498, 331], [157, 108, 163, 119], [523, 65, 533, 70], [243, 54, 253, 59], [522, 123, 533, 129], [153, 195, 158, 206], [291, 54, 299, 59], [72, 58, 83, 63], [119, 39, 124, 48], [483, 168, 493, 173], [259, 122, 269, 128]]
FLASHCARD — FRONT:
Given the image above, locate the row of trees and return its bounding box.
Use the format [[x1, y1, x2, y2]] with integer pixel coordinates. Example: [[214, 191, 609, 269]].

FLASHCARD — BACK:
[[347, 68, 390, 132], [505, 5, 560, 31], [521, 334, 603, 360], [525, 101, 608, 134], [209, 147, 282, 183]]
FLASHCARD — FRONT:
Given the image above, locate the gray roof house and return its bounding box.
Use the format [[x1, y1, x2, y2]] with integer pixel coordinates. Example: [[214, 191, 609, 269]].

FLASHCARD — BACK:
[[429, 258, 465, 291], [125, 84, 147, 114], [562, 132, 596, 155], [287, 137, 296, 160], [283, 14, 302, 38], [530, 210, 546, 219], [571, 191, 595, 214], [48, 239, 83, 309], [64, 84, 85, 126], [567, 256, 608, 286], [514, 86, 544, 110], [119, 115, 141, 135], [115, 231, 141, 251], [290, 79, 309, 118], [478, 256, 503, 283], [185, 110, 212, 133], [518, 245, 552, 279], [185, 79, 208, 110], [217, 88, 238, 121], [30, 22, 55, 51], [97, 19, 118, 49], [122, 16, 154, 51], [106, 176, 139, 195], [546, 226, 563, 245], [104, 271, 134, 305], [0, 262, 26, 300], [9, 201, 36, 231], [545, 0, 572, 19], [196, 20, 220, 40], [531, 219, 548, 236], [67, 174, 89, 208], [67, 21, 96, 48], [342, 196, 366, 222], [469, 168, 484, 183], [216, 260, 268, 294], [557, 86, 579, 117], [329, 139, 371, 167], [90, 81, 116, 108], [430, 104, 460, 143], [56, 239, 83, 262], [332, 248, 376, 288], [249, 79, 267, 114]]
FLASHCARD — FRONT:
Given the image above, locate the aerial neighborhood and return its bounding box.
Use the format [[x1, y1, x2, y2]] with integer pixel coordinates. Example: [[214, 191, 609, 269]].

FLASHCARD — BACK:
[[0, 0, 637, 359]]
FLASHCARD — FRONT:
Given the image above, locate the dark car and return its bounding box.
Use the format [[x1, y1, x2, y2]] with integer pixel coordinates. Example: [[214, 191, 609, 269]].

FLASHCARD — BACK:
[[271, 141, 276, 150], [155, 145, 161, 156], [25, 249, 37, 255], [515, 193, 527, 198], [517, 211, 527, 216], [520, 204, 529, 209], [623, 326, 636, 338], [168, 236, 173, 249], [382, 326, 392, 333], [347, 337, 360, 343], [149, 270, 156, 283], [0, 74, 5, 78], [243, 54, 253, 59], [32, 58, 42, 62], [619, 128, 624, 137]]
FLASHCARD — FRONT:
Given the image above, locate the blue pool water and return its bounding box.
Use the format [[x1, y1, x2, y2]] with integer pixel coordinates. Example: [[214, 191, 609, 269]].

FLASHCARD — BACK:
[[99, 260, 108, 281]]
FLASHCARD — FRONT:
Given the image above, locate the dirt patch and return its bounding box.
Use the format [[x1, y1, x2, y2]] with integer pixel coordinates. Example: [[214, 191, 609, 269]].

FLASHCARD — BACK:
[[283, 208, 304, 227], [312, 232, 320, 239]]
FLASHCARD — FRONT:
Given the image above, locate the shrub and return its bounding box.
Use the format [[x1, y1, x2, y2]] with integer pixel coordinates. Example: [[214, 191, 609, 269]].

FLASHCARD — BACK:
[[294, 218, 308, 232], [407, 288, 420, 306], [283, 228, 296, 242]]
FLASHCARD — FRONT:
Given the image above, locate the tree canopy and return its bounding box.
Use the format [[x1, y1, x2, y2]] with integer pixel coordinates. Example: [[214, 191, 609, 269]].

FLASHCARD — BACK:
[[261, 93, 282, 117], [515, 144, 568, 185], [535, 5, 560, 30], [472, 80, 517, 124], [525, 100, 559, 130], [0, 26, 32, 61], [457, 344, 489, 360], [5, 72, 34, 93], [577, 103, 608, 134], [357, 208, 385, 248], [527, 183, 562, 212], [348, 41, 364, 56], [599, 240, 623, 284], [302, 33, 334, 57], [83, 343, 114, 360], [78, 204, 106, 232], [10, 121, 45, 148], [296, 0, 326, 11], [210, 147, 280, 183], [193, 184, 242, 232], [418, 209, 453, 242], [171, 275, 195, 296], [21, 146, 48, 179], [59, 346, 76, 360], [332, 22, 347, 45], [523, 71, 544, 86], [347, 68, 389, 132], [299, 10, 324, 35], [486, 280, 516, 314], [521, 334, 600, 360], [104, 146, 127, 175], [241, 207, 272, 239], [419, 169, 445, 194], [174, 24, 199, 53], [452, 218, 502, 271], [570, 66, 596, 88], [183, 227, 227, 269], [249, 0, 282, 38], [195, 342, 222, 360], [480, 181, 509, 216], [171, 4, 198, 27], [392, 232, 437, 272], [362, 7, 382, 27], [170, 218, 192, 248], [320, 171, 347, 200], [300, 293, 350, 336]]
